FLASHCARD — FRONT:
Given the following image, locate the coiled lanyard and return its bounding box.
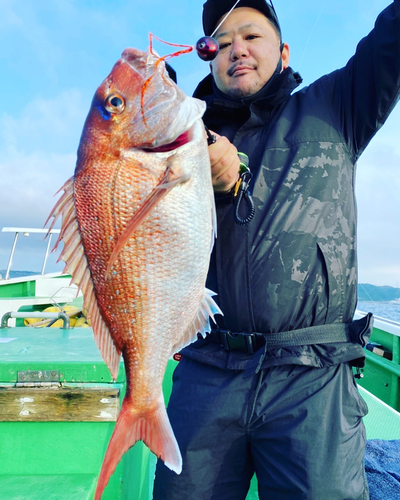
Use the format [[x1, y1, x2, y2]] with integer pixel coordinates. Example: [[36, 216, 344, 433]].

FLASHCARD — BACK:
[[206, 127, 255, 226]]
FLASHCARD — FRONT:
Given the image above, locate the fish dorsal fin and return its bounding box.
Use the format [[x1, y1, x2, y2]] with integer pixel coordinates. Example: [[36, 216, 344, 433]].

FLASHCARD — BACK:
[[46, 178, 121, 380], [170, 288, 222, 356], [105, 162, 189, 277]]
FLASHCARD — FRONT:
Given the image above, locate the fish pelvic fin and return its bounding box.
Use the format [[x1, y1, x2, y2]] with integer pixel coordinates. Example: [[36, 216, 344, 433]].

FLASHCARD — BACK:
[[105, 162, 190, 278], [94, 393, 182, 500], [46, 178, 121, 381], [171, 288, 223, 355]]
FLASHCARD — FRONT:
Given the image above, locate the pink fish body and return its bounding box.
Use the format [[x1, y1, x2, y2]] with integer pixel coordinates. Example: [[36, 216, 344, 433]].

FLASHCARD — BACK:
[[47, 47, 221, 499]]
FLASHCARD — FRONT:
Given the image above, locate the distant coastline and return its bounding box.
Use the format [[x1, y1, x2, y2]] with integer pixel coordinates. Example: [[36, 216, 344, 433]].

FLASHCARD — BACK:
[[0, 270, 39, 280], [358, 283, 400, 302], [2, 272, 400, 303]]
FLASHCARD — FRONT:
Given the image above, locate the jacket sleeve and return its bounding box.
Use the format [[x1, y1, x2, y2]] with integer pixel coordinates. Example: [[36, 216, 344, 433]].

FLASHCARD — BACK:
[[329, 1, 400, 160]]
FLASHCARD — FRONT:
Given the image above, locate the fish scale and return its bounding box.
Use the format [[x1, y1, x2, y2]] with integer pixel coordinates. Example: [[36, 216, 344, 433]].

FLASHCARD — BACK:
[[46, 46, 222, 500]]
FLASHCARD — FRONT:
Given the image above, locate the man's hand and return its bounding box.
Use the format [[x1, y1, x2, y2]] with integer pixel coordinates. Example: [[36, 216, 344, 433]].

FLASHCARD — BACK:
[[208, 131, 240, 193]]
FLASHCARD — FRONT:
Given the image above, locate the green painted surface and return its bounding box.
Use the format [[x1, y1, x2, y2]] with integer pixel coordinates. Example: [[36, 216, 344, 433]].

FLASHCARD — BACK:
[[357, 326, 400, 412], [0, 274, 74, 300], [1, 326, 400, 499], [0, 327, 179, 500], [0, 327, 131, 499], [360, 386, 400, 440], [0, 279, 36, 298], [0, 327, 124, 383], [0, 474, 98, 500]]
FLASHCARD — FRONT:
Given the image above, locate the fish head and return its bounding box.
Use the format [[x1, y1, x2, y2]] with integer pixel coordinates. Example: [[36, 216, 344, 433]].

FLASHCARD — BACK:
[[76, 47, 206, 170]]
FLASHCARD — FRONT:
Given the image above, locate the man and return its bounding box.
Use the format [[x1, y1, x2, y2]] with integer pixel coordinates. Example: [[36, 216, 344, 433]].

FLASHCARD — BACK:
[[153, 1, 400, 499]]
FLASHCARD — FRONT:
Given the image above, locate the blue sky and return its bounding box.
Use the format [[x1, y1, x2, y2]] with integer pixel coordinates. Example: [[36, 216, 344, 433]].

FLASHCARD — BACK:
[[0, 0, 399, 287]]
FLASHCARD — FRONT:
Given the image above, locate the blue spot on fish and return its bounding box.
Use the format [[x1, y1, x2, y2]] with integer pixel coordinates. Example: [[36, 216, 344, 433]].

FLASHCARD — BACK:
[[96, 103, 111, 121]]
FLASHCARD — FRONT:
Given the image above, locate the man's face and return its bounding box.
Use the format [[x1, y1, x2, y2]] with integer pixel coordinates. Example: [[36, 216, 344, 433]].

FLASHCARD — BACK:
[[210, 7, 288, 98]]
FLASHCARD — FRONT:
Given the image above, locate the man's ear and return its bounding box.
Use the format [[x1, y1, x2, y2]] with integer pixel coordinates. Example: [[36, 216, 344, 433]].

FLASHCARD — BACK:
[[281, 42, 290, 70]]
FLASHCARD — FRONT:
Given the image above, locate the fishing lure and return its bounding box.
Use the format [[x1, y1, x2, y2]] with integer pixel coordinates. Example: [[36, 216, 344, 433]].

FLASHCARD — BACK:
[[195, 0, 279, 61], [195, 0, 244, 60]]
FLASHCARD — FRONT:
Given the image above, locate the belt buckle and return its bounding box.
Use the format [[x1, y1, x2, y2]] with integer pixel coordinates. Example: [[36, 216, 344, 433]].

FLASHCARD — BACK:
[[218, 329, 232, 351], [244, 334, 256, 354], [218, 330, 257, 354]]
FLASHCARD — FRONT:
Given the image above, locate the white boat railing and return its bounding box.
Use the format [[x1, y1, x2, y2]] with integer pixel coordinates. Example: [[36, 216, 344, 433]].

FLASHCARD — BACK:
[[1, 227, 60, 280]]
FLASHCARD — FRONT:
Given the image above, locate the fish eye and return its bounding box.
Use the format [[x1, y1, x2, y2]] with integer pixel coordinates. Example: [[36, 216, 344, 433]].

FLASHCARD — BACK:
[[105, 93, 125, 114]]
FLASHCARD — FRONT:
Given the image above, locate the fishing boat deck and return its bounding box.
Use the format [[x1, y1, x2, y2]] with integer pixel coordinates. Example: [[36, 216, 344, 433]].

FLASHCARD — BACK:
[[361, 386, 400, 440], [0, 327, 399, 499]]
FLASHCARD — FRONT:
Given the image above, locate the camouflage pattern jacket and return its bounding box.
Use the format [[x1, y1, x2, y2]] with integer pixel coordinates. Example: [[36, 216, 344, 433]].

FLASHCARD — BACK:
[[183, 1, 400, 370]]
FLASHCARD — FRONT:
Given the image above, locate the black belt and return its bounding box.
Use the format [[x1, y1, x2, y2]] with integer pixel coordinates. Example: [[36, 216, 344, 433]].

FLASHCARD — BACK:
[[209, 323, 353, 354], [209, 330, 265, 353]]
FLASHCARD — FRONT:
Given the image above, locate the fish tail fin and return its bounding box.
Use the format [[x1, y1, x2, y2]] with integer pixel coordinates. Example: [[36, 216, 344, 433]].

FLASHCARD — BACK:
[[94, 393, 182, 500]]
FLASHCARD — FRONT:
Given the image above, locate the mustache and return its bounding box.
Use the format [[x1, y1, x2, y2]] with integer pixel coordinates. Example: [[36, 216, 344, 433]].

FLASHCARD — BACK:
[[227, 62, 256, 76]]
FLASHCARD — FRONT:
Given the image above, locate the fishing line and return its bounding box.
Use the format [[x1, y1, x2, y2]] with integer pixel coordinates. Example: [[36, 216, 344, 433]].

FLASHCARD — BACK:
[[360, 283, 378, 307], [210, 0, 242, 37], [151, 0, 245, 63], [298, 2, 326, 71]]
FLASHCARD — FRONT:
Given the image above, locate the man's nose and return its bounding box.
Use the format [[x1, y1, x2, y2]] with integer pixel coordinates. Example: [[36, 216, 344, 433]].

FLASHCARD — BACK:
[[230, 38, 249, 60]]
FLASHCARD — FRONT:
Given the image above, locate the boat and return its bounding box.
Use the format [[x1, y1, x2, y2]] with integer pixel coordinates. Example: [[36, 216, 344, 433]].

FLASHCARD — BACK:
[[0, 227, 83, 326], [355, 310, 400, 413], [1, 226, 399, 499]]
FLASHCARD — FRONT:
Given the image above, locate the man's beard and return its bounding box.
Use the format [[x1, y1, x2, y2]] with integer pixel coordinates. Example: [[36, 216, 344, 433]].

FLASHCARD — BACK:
[[224, 82, 263, 98]]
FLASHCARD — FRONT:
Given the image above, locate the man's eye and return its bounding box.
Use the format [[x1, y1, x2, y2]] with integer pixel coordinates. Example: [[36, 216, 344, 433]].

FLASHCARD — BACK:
[[246, 34, 260, 40], [219, 42, 230, 50]]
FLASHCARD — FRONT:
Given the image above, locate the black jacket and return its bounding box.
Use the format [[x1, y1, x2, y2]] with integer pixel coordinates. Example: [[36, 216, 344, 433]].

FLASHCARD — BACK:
[[182, 1, 400, 370]]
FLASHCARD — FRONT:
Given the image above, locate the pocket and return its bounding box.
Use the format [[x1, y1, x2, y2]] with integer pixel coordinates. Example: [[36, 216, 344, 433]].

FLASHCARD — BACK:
[[316, 242, 330, 322], [316, 241, 347, 322]]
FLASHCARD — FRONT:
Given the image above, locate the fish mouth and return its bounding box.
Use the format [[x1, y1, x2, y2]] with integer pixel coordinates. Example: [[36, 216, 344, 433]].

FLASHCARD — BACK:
[[141, 130, 191, 153]]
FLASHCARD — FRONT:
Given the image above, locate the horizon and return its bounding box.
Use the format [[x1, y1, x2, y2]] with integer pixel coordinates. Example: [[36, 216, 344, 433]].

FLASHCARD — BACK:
[[2, 268, 400, 293]]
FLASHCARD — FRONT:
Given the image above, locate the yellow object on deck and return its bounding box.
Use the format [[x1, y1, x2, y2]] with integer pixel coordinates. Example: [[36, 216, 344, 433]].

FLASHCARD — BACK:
[[23, 305, 86, 328]]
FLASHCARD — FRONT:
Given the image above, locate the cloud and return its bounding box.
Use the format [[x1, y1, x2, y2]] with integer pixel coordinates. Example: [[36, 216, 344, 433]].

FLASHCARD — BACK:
[[1, 88, 88, 155], [0, 88, 88, 272], [0, 148, 74, 272], [1, 150, 76, 222], [355, 105, 400, 287], [0, 88, 88, 218]]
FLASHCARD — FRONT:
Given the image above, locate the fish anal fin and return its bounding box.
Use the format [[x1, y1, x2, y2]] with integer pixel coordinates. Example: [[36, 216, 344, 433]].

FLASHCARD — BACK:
[[170, 288, 223, 356], [94, 393, 182, 500], [105, 164, 189, 277]]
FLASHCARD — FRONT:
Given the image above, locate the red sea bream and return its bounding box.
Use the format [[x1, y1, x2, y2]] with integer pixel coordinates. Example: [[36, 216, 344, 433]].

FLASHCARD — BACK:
[[46, 46, 220, 499]]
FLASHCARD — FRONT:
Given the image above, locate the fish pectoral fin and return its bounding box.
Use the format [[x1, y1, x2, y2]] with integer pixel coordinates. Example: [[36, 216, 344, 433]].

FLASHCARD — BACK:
[[153, 167, 191, 191], [170, 288, 223, 356], [105, 164, 189, 278]]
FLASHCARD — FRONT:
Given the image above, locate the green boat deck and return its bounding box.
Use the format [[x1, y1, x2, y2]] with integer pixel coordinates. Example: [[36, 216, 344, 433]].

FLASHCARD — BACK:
[[355, 311, 400, 412], [0, 327, 399, 500]]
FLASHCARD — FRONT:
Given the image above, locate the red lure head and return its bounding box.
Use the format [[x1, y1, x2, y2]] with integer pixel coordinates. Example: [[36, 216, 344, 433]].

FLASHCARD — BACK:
[[196, 36, 219, 61]]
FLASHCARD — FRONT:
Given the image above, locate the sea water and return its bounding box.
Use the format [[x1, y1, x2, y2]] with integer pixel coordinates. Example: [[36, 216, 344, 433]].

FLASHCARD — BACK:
[[357, 301, 400, 323]]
